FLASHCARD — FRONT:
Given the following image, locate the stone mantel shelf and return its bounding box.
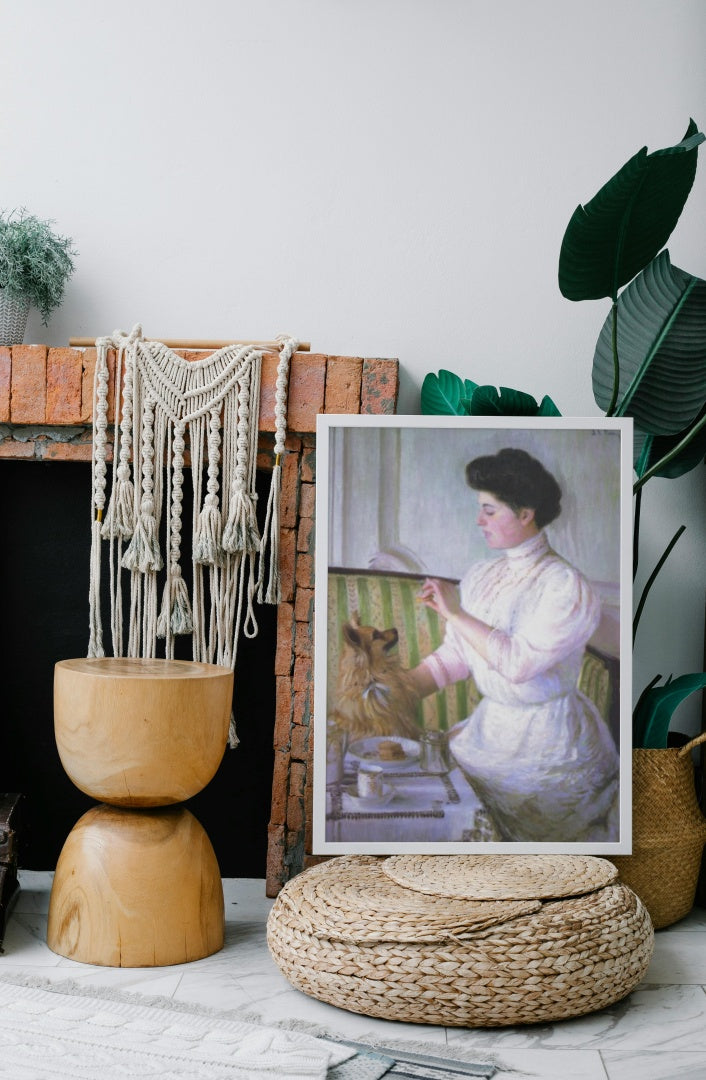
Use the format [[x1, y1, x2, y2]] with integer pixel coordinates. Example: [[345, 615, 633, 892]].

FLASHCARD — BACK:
[[0, 342, 399, 896]]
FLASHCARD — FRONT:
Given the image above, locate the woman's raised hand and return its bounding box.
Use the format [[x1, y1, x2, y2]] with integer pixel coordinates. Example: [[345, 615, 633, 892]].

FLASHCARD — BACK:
[[417, 578, 461, 621]]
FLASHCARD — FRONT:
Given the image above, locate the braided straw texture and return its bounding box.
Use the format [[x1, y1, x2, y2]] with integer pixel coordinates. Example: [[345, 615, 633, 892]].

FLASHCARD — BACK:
[[382, 853, 618, 900], [273, 856, 541, 943], [610, 736, 706, 929], [267, 855, 653, 1027]]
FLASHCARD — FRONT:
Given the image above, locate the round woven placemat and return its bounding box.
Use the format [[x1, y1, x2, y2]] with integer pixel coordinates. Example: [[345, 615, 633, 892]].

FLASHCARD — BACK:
[[382, 853, 618, 899], [277, 856, 541, 943]]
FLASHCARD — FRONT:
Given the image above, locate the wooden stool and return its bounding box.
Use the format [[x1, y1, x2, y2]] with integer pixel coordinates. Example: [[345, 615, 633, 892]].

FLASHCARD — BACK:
[[47, 658, 233, 967]]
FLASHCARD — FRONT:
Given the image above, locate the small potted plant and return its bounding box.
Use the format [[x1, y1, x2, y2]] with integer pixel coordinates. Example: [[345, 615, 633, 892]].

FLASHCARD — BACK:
[[0, 209, 76, 345]]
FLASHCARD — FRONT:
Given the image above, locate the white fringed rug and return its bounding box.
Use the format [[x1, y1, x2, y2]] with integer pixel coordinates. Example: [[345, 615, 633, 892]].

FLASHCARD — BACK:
[[0, 975, 359, 1080]]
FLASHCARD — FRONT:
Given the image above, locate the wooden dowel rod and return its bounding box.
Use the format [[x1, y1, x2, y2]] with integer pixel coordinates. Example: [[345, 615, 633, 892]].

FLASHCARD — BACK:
[[68, 337, 311, 351]]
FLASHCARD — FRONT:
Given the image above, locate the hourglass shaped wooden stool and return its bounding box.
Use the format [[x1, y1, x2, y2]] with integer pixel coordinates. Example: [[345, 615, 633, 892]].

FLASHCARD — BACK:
[[47, 658, 233, 967]]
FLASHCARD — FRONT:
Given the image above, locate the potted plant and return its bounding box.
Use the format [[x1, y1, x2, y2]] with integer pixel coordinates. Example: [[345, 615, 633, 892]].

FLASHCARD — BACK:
[[557, 119, 706, 926], [0, 209, 76, 345], [423, 121, 706, 926]]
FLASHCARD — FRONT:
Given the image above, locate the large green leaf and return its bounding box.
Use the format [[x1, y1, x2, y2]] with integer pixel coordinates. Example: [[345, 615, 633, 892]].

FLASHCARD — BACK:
[[633, 672, 706, 748], [469, 385, 562, 416], [421, 370, 478, 414], [559, 120, 704, 301], [634, 407, 706, 479], [592, 251, 706, 433]]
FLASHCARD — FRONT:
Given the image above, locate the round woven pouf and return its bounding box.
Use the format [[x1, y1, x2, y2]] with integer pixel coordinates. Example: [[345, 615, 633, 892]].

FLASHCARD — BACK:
[[267, 855, 654, 1027]]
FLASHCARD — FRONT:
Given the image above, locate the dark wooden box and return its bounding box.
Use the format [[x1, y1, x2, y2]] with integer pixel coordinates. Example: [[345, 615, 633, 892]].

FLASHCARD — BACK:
[[0, 793, 23, 949]]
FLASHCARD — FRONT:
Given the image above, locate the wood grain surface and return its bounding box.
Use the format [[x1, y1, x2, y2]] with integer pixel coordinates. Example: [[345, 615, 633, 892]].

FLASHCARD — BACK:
[[47, 804, 224, 966]]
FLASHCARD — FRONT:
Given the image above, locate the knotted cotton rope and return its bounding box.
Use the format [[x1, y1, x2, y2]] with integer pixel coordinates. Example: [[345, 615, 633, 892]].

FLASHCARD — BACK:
[[88, 325, 297, 746], [257, 334, 297, 604]]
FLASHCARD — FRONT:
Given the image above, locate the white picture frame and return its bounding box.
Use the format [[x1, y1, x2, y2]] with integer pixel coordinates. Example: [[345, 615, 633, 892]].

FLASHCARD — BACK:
[[313, 414, 633, 855]]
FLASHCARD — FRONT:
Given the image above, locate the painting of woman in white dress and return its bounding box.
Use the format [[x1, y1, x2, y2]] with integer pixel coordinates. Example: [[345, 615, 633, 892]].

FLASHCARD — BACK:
[[314, 417, 631, 854], [407, 447, 620, 843]]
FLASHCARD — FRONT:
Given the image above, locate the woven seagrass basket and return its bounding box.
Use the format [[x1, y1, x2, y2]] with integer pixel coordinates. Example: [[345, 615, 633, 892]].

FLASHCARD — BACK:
[[610, 732, 706, 930], [267, 854, 654, 1027]]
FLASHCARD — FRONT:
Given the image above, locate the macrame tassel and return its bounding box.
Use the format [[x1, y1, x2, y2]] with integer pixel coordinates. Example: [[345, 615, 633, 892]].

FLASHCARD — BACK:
[[257, 335, 296, 605], [122, 498, 163, 573], [258, 460, 282, 604], [87, 518, 105, 657], [157, 570, 194, 637], [195, 405, 225, 566], [222, 488, 261, 554], [101, 468, 135, 540], [194, 494, 224, 566]]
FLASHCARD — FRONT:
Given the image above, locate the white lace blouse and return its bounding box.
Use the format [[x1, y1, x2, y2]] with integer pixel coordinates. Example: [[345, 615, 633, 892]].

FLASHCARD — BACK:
[[420, 531, 620, 843]]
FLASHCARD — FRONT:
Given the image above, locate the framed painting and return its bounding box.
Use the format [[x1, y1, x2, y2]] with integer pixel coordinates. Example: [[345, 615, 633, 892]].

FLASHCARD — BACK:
[[313, 414, 633, 855]]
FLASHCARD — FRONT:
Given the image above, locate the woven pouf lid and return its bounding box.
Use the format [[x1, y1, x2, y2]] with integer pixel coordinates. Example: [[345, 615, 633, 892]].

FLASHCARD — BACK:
[[382, 853, 618, 900], [279, 856, 540, 943]]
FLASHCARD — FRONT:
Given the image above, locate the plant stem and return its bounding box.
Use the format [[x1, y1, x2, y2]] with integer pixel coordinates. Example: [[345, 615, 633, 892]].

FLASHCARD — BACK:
[[633, 410, 706, 492], [633, 525, 686, 643], [633, 487, 642, 582], [606, 302, 620, 417]]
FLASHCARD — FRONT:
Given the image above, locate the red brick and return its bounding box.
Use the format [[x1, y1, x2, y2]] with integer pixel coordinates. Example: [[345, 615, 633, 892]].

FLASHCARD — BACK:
[[290, 724, 309, 762], [80, 348, 96, 421], [297, 515, 315, 554], [0, 439, 35, 458], [295, 552, 314, 591], [278, 528, 297, 603], [294, 587, 314, 624], [295, 621, 312, 660], [303, 765, 315, 852], [273, 676, 293, 750], [284, 434, 302, 453], [279, 449, 300, 529], [259, 352, 326, 435], [361, 358, 399, 414], [289, 761, 306, 800], [41, 441, 95, 462], [274, 603, 294, 676], [0, 348, 10, 422], [265, 824, 286, 897], [292, 689, 311, 728], [11, 345, 46, 422], [46, 348, 83, 423], [269, 751, 290, 826], [286, 790, 304, 834], [324, 356, 363, 413], [300, 442, 316, 483], [293, 656, 312, 694], [288, 355, 326, 432], [299, 482, 316, 520]]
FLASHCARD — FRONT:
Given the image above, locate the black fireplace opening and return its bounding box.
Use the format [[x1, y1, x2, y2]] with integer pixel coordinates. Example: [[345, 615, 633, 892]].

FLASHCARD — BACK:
[[0, 459, 276, 878]]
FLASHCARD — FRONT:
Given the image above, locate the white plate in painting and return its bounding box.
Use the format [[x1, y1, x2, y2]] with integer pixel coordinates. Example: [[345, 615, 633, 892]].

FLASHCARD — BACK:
[[348, 736, 420, 771]]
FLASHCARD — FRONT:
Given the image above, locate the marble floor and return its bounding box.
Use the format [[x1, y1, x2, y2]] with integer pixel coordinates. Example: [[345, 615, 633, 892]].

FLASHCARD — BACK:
[[2, 871, 706, 1079]]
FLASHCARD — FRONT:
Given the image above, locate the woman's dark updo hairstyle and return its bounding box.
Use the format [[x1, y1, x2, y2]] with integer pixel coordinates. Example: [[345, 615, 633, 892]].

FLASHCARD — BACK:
[[465, 448, 562, 529]]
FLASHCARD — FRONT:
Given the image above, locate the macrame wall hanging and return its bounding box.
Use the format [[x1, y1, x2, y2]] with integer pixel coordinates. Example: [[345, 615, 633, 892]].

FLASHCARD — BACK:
[[88, 325, 297, 745]]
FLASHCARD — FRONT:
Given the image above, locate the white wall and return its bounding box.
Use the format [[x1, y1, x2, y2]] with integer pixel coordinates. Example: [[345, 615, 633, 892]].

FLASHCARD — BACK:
[[3, 0, 705, 727]]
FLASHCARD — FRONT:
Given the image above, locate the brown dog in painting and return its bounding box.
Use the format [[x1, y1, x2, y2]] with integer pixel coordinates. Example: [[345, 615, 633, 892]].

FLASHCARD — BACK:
[[331, 611, 420, 742]]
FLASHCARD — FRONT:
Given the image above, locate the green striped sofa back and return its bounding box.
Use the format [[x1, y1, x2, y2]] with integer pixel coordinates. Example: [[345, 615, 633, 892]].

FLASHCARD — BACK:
[[327, 569, 614, 734]]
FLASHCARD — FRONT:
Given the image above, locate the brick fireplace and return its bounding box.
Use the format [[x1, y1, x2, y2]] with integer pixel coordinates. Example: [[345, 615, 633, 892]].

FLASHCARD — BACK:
[[0, 343, 399, 896]]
